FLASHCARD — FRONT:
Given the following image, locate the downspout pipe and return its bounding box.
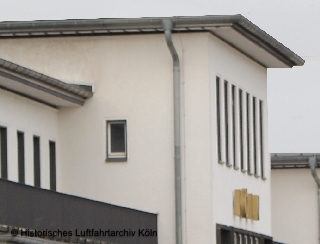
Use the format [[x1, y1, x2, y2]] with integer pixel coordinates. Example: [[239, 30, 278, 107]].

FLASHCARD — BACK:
[[309, 156, 320, 244], [162, 19, 182, 244]]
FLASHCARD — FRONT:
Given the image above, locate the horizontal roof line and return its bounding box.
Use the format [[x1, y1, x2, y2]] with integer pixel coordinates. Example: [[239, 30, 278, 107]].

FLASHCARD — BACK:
[[0, 15, 305, 67], [271, 153, 320, 169]]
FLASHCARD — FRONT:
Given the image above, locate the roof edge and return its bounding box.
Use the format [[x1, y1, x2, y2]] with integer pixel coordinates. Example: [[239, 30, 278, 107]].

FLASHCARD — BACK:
[[0, 15, 304, 67]]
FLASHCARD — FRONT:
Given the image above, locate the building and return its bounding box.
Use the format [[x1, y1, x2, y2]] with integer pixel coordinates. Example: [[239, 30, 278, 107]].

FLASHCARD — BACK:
[[0, 15, 304, 243], [271, 154, 320, 244]]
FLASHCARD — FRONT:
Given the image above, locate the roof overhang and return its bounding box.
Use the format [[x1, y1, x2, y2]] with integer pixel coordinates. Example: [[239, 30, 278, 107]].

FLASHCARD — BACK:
[[0, 15, 304, 68], [271, 153, 320, 169], [0, 58, 93, 108]]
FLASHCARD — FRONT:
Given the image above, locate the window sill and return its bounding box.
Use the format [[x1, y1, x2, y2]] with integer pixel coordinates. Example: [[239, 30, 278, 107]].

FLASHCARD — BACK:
[[105, 157, 127, 163]]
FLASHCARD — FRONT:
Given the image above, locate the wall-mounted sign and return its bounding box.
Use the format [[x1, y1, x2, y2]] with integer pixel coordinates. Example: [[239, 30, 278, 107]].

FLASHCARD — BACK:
[[233, 189, 259, 221]]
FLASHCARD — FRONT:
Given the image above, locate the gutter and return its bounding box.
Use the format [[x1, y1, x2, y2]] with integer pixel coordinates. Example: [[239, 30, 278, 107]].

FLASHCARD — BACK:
[[162, 19, 182, 244]]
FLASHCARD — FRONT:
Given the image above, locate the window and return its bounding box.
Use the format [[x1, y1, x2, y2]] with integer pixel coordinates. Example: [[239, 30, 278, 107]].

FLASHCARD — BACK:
[[232, 85, 237, 168], [216, 77, 222, 163], [49, 141, 56, 191], [246, 93, 251, 174], [33, 136, 40, 187], [239, 89, 244, 171], [0, 127, 7, 179], [259, 100, 265, 179], [17, 131, 25, 184], [224, 81, 230, 166], [106, 120, 127, 162], [253, 97, 257, 176]]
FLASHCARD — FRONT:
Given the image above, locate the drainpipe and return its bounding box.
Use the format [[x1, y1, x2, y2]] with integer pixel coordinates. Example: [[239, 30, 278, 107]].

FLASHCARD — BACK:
[[309, 156, 320, 244], [162, 19, 182, 244]]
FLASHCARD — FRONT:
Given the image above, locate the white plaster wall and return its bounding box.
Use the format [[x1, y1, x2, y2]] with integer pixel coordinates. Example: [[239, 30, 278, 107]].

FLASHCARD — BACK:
[[0, 88, 58, 189], [209, 34, 271, 237], [0, 32, 271, 243], [272, 169, 318, 244]]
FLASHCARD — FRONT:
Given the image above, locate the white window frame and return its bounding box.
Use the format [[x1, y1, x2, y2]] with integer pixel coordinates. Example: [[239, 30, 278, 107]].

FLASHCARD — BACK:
[[106, 120, 127, 162]]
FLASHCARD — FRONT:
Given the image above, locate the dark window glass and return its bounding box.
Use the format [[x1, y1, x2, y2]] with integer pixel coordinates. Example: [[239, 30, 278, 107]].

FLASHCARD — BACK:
[[33, 136, 40, 187], [0, 127, 7, 179], [110, 123, 126, 153], [260, 100, 264, 178], [253, 97, 257, 176], [246, 93, 251, 174], [224, 81, 229, 165], [232, 85, 236, 167], [49, 141, 56, 191], [216, 77, 222, 162], [239, 90, 244, 170], [17, 131, 25, 184]]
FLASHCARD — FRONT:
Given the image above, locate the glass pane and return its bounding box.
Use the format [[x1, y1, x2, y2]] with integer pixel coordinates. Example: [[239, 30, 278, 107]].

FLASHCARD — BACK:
[[110, 123, 125, 152]]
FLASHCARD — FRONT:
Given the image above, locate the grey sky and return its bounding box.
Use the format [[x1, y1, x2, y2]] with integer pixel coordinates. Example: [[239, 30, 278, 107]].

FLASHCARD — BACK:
[[0, 0, 319, 152]]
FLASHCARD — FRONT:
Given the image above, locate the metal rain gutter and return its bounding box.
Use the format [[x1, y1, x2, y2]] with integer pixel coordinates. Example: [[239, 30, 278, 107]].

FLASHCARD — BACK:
[[162, 19, 182, 244]]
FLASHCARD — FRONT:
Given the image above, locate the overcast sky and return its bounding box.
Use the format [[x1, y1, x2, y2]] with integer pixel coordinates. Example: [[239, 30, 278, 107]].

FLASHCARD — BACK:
[[0, 0, 319, 153]]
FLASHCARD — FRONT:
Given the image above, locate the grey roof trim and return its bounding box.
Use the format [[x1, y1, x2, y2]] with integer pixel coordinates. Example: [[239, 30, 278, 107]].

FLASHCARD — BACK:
[[271, 153, 320, 169], [0, 58, 93, 106], [0, 15, 304, 67]]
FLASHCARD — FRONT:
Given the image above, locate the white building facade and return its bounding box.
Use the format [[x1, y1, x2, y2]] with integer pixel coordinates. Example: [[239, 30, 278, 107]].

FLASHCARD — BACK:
[[0, 15, 304, 244]]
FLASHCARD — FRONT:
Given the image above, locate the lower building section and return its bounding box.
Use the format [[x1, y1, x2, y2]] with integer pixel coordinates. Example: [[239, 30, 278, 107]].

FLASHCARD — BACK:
[[0, 179, 157, 244], [216, 224, 272, 244]]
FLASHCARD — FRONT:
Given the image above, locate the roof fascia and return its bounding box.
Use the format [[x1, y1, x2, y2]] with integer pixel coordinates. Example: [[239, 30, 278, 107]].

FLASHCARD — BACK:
[[0, 58, 93, 107], [0, 15, 304, 67]]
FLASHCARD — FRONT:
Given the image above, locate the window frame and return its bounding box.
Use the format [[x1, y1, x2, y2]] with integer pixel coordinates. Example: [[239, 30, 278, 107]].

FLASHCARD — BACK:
[[106, 120, 127, 162]]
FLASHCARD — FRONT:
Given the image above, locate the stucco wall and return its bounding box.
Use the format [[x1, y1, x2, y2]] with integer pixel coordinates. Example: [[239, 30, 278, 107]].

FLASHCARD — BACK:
[[272, 168, 318, 244], [0, 31, 272, 243], [209, 34, 271, 237], [0, 88, 58, 189]]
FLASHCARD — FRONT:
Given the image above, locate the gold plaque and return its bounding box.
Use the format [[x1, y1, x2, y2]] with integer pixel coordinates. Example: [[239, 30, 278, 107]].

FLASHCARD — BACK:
[[252, 195, 259, 221], [234, 190, 241, 216], [246, 194, 253, 219], [240, 189, 247, 218]]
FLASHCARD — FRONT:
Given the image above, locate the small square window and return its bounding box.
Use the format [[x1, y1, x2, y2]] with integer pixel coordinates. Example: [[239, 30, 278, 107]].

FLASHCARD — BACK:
[[106, 120, 127, 162]]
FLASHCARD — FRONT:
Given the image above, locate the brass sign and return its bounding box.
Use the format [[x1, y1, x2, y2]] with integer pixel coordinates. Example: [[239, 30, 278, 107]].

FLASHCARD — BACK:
[[233, 189, 259, 221]]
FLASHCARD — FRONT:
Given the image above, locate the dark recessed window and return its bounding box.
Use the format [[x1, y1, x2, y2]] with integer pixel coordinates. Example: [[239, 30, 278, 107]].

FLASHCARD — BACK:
[[49, 141, 56, 191], [17, 131, 25, 184], [216, 77, 222, 163], [260, 100, 265, 179], [106, 120, 127, 162], [232, 85, 236, 168], [246, 93, 251, 174], [0, 127, 7, 179], [33, 136, 41, 188], [253, 96, 258, 177], [224, 81, 229, 166], [239, 89, 244, 171]]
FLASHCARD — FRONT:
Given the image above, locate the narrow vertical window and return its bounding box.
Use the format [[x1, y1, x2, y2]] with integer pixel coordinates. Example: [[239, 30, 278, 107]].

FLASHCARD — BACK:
[[259, 100, 265, 179], [246, 93, 251, 174], [224, 81, 229, 166], [216, 77, 222, 163], [232, 85, 236, 168], [49, 141, 56, 191], [239, 90, 244, 171], [17, 131, 25, 184], [253, 97, 257, 176], [0, 127, 7, 179], [33, 136, 40, 187], [106, 120, 127, 162]]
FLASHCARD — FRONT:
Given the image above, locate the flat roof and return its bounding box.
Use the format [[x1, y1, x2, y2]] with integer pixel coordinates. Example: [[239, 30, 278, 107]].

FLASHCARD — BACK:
[[0, 15, 304, 68], [271, 153, 320, 169]]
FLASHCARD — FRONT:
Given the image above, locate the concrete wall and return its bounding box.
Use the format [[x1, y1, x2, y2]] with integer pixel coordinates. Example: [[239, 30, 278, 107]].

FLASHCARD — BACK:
[[272, 168, 318, 244]]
